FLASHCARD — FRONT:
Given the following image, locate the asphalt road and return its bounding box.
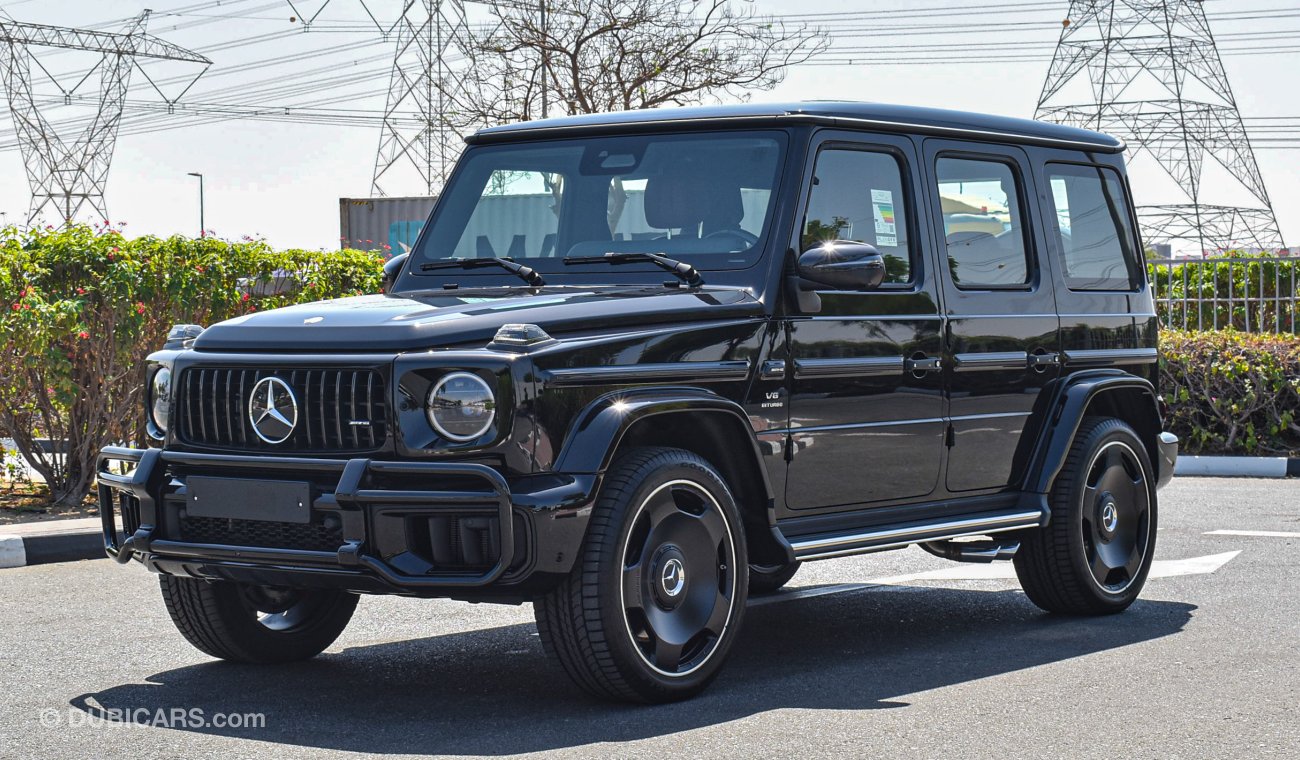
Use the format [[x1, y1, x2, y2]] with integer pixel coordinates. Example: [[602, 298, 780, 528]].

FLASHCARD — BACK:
[[2, 477, 1297, 759]]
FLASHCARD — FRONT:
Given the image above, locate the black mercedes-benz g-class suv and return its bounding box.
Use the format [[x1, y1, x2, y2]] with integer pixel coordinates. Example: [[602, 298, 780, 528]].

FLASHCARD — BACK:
[[100, 102, 1179, 704]]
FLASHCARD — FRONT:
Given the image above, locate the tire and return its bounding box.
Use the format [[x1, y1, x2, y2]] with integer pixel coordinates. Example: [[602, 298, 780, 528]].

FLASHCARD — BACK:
[[534, 447, 749, 703], [1014, 416, 1157, 615], [160, 576, 358, 663], [748, 561, 800, 595]]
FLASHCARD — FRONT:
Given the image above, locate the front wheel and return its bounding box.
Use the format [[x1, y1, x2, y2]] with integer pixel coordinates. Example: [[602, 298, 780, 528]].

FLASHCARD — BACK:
[[534, 447, 748, 703], [160, 576, 358, 663], [1014, 416, 1157, 615]]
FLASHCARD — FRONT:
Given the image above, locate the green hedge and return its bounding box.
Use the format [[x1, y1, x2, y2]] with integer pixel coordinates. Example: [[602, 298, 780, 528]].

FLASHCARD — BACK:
[[0, 224, 382, 506], [1160, 330, 1300, 456]]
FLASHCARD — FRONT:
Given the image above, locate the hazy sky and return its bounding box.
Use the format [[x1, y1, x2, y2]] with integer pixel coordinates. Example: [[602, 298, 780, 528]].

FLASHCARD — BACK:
[[0, 0, 1294, 251]]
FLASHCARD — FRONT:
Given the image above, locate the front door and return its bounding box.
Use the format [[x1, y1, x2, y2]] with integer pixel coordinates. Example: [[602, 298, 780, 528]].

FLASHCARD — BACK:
[[922, 140, 1061, 493], [784, 132, 945, 511]]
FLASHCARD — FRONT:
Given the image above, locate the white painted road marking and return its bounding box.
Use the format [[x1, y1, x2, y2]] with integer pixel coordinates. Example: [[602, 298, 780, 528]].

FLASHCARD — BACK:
[[752, 551, 1242, 606], [0, 535, 26, 569], [1205, 529, 1300, 538]]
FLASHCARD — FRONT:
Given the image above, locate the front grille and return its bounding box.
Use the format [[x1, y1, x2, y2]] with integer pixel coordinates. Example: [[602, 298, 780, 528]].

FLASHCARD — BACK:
[[178, 367, 388, 452], [179, 515, 343, 553]]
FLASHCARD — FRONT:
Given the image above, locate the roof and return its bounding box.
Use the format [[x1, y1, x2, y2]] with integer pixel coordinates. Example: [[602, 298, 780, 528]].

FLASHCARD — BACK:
[[468, 101, 1125, 153]]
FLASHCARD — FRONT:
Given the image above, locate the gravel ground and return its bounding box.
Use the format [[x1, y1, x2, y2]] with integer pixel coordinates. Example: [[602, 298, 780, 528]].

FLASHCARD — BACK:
[[1, 476, 1296, 759]]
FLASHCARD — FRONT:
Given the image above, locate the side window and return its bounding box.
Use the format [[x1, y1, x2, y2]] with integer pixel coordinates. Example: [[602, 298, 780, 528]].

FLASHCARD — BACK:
[[802, 147, 913, 285], [936, 157, 1031, 289], [1047, 163, 1140, 291]]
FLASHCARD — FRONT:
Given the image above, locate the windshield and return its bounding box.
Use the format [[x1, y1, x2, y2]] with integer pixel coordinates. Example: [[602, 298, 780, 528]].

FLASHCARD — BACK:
[[413, 131, 787, 276]]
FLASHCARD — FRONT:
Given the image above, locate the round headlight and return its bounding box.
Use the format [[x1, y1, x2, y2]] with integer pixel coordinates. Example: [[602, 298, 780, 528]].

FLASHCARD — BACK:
[[426, 372, 495, 442], [150, 367, 172, 434]]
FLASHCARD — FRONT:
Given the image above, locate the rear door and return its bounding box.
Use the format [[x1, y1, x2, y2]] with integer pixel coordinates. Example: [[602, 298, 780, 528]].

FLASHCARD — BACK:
[[1032, 154, 1153, 379], [784, 131, 946, 511], [923, 140, 1061, 494]]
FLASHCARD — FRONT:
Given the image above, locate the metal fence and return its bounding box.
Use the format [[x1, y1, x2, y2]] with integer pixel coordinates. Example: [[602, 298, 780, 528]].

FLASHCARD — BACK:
[[1147, 257, 1299, 334]]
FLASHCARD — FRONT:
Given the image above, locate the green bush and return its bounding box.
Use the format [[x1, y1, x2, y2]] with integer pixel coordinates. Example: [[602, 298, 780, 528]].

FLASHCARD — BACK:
[[1159, 330, 1300, 456], [0, 224, 382, 506]]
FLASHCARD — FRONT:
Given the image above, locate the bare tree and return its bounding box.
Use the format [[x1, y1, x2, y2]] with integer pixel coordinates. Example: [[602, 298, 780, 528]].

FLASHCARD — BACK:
[[447, 0, 827, 127]]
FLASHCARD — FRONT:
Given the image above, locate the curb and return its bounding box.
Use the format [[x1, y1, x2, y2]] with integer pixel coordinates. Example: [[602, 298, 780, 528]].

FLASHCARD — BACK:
[[0, 518, 103, 569], [1175, 456, 1300, 479]]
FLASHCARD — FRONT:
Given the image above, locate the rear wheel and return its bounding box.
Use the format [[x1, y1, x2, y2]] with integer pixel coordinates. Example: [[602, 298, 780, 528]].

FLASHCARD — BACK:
[[160, 576, 358, 663], [1014, 416, 1157, 615], [534, 447, 748, 703]]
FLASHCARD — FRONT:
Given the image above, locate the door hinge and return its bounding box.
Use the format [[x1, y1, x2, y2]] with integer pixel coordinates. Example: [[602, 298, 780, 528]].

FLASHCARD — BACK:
[[945, 424, 955, 448]]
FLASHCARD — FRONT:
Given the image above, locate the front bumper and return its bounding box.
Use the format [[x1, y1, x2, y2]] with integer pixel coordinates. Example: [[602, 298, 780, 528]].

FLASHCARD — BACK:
[[97, 447, 595, 599], [1157, 431, 1179, 489]]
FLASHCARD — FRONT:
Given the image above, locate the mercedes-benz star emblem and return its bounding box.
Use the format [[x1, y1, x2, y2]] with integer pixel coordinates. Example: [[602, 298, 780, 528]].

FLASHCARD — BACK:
[[248, 376, 298, 444], [660, 558, 686, 598]]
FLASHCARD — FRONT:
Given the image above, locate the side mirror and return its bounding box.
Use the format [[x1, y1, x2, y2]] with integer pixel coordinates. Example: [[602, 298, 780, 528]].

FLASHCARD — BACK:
[[381, 252, 410, 294], [797, 240, 886, 291]]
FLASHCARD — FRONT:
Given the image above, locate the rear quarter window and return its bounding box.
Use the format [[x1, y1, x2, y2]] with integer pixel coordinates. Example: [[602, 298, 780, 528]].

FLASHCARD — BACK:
[[1047, 163, 1141, 291]]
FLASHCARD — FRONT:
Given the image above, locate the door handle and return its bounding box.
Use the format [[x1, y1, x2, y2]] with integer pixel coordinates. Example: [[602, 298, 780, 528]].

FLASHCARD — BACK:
[[904, 356, 942, 374]]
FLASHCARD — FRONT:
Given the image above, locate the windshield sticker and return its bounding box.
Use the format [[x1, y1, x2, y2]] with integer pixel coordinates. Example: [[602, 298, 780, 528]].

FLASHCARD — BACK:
[[877, 233, 898, 248]]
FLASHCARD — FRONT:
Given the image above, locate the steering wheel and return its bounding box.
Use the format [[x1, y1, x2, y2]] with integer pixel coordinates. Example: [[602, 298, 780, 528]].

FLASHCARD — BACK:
[[704, 228, 759, 248]]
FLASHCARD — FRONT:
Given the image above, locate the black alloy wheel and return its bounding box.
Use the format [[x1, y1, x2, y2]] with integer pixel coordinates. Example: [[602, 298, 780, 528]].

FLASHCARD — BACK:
[[534, 447, 748, 703], [160, 575, 358, 663], [1014, 416, 1158, 615], [1080, 439, 1152, 593], [619, 478, 739, 677]]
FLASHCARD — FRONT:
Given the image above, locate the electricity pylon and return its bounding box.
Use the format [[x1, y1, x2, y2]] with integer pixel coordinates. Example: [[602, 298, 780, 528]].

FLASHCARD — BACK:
[[1036, 0, 1283, 254], [371, 0, 477, 196], [0, 11, 211, 225]]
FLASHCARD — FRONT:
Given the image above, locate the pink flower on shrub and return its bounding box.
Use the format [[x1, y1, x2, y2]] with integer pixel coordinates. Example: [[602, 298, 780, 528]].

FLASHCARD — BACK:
[[307, 282, 316, 289], [78, 331, 89, 339], [241, 293, 250, 302], [76, 287, 86, 295], [135, 303, 145, 315], [9, 303, 18, 311]]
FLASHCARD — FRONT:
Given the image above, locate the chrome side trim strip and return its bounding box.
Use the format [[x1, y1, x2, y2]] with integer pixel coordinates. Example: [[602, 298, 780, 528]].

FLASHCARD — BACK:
[[953, 352, 1027, 372], [790, 510, 1043, 561], [541, 360, 751, 386], [1062, 348, 1158, 366], [793, 356, 904, 379]]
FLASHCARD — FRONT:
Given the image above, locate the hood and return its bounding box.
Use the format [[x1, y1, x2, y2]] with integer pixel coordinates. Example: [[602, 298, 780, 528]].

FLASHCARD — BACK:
[[192, 286, 762, 352]]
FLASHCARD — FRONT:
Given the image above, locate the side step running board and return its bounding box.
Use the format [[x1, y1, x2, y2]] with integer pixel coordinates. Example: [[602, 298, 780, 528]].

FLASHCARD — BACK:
[[788, 509, 1042, 562]]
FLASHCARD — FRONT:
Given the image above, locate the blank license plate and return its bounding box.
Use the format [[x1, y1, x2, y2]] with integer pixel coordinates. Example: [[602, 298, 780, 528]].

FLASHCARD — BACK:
[[186, 477, 312, 524]]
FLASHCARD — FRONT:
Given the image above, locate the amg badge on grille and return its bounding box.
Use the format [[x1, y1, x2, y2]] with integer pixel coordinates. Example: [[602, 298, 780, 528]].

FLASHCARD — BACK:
[[248, 376, 298, 444]]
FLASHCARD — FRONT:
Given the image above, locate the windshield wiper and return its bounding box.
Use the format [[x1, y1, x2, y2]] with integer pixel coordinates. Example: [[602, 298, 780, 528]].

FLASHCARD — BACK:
[[564, 252, 704, 287], [420, 257, 545, 286]]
